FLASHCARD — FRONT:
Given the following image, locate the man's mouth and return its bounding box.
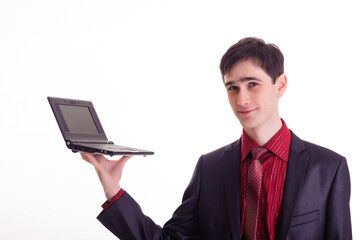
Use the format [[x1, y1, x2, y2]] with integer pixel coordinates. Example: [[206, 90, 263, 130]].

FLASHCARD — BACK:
[[238, 108, 257, 115]]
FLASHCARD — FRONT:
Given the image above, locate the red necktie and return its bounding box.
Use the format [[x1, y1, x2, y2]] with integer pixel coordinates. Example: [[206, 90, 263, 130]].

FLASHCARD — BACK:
[[244, 147, 268, 240]]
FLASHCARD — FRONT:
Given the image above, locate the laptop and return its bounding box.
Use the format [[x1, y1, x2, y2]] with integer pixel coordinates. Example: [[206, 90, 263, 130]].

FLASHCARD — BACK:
[[48, 97, 154, 156]]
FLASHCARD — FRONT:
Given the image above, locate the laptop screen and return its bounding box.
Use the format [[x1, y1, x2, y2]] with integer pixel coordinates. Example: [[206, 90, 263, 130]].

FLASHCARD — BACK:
[[59, 104, 99, 134], [48, 97, 108, 142]]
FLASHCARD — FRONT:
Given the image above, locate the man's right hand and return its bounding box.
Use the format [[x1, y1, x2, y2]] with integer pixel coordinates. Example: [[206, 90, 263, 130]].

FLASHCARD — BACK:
[[80, 153, 132, 201]]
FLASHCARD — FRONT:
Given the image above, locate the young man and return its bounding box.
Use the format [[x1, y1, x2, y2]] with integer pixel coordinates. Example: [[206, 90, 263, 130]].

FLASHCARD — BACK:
[[81, 37, 352, 239]]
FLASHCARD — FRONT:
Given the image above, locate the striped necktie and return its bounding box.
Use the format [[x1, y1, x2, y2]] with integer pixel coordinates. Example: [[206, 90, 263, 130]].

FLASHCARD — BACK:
[[244, 147, 268, 240]]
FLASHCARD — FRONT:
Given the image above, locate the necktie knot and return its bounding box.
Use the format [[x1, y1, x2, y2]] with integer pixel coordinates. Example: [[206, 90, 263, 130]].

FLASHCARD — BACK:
[[252, 147, 268, 161]]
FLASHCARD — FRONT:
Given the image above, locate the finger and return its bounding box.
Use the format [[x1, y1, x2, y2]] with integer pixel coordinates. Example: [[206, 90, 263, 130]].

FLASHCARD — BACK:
[[83, 153, 101, 168], [120, 155, 132, 162], [80, 152, 91, 163], [92, 153, 110, 162], [113, 156, 132, 172], [117, 155, 132, 166]]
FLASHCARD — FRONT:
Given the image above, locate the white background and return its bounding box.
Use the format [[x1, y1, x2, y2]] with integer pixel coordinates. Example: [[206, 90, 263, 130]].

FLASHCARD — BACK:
[[1, 0, 360, 239]]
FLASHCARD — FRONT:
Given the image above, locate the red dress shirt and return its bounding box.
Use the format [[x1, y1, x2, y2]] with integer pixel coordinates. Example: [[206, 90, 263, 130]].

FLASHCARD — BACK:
[[240, 119, 291, 240], [101, 188, 125, 210]]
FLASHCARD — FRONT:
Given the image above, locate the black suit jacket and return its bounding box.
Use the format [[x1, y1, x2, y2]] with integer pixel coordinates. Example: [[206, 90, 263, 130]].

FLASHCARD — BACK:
[[97, 131, 352, 239]]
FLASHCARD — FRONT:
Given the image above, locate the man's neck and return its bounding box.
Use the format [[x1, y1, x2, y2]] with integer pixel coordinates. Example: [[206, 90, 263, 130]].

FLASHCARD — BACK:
[[244, 118, 283, 147]]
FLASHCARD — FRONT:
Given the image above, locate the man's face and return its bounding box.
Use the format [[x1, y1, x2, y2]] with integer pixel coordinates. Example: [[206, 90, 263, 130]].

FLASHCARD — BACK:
[[224, 60, 286, 133]]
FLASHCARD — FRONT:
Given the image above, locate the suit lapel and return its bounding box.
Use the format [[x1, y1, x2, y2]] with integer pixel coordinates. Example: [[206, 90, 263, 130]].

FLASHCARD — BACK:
[[223, 138, 242, 240], [278, 131, 309, 240]]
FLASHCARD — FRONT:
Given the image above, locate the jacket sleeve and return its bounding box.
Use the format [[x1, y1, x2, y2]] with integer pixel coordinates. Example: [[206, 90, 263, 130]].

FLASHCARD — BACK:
[[97, 156, 203, 240], [325, 157, 352, 240]]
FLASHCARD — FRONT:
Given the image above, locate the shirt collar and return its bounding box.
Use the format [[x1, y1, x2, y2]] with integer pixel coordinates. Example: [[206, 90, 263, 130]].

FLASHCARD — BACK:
[[241, 119, 291, 163]]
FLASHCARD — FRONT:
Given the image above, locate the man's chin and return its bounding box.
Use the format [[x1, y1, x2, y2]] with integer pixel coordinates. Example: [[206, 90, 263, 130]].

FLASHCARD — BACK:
[[238, 118, 258, 130]]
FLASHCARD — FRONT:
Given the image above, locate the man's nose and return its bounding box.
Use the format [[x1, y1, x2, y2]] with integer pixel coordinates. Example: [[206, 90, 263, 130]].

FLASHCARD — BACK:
[[237, 89, 250, 106]]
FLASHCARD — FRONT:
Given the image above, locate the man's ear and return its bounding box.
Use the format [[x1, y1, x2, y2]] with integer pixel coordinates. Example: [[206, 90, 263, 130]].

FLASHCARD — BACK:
[[276, 74, 287, 97]]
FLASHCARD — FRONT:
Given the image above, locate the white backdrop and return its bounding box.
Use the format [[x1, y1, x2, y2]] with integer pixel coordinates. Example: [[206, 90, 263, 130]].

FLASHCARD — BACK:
[[1, 0, 360, 239]]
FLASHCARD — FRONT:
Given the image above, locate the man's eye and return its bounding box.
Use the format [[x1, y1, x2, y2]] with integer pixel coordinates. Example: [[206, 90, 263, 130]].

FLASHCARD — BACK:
[[249, 82, 258, 87], [227, 86, 238, 91]]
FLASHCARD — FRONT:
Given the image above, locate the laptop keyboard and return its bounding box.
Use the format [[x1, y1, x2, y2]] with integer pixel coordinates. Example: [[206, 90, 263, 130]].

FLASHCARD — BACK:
[[79, 143, 138, 152]]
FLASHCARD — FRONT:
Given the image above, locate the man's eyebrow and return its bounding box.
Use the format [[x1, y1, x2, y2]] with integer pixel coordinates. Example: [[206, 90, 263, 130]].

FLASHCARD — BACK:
[[224, 77, 262, 86]]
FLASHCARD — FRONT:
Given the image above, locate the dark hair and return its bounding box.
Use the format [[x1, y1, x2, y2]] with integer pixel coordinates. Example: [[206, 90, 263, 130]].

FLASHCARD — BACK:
[[220, 37, 284, 84]]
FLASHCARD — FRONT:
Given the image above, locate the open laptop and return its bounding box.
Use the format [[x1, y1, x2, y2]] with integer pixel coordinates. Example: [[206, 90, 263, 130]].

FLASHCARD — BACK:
[[48, 97, 154, 156]]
